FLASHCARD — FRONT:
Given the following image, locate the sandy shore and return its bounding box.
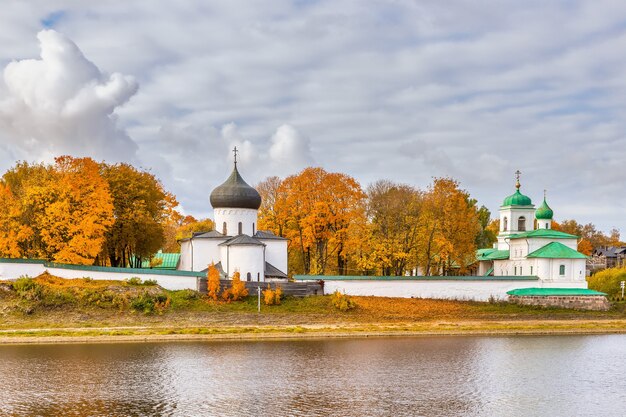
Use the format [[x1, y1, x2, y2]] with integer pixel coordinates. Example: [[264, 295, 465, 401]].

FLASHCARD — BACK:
[[2, 320, 625, 345]]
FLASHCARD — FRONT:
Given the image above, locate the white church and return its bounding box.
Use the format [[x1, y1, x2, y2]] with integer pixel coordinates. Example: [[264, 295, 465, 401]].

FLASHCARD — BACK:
[[477, 172, 588, 287], [177, 151, 288, 281]]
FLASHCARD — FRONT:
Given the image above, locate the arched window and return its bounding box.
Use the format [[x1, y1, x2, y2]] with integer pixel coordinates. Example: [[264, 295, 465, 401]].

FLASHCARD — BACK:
[[246, 272, 251, 282], [238, 222, 243, 235], [503, 217, 508, 231], [222, 222, 227, 235], [253, 223, 255, 235], [518, 216, 526, 231]]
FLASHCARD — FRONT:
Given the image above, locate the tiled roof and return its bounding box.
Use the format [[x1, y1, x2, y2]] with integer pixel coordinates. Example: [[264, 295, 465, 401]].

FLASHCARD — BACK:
[[265, 261, 287, 278], [218, 234, 265, 247], [254, 230, 288, 240]]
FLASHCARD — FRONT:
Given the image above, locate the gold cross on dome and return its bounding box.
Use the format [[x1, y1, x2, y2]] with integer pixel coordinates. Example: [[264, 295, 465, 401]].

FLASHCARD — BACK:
[[233, 146, 238, 166], [515, 170, 521, 189]]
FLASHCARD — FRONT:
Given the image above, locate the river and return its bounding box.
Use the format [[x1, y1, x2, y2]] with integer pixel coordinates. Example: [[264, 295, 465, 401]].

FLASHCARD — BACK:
[[0, 335, 624, 416]]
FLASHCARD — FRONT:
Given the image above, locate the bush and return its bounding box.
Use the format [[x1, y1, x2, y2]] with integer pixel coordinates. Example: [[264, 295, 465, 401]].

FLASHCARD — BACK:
[[332, 290, 357, 311], [263, 285, 282, 305], [222, 272, 249, 302], [143, 279, 157, 286], [130, 293, 171, 314], [12, 277, 43, 301], [588, 267, 626, 298], [127, 277, 143, 286]]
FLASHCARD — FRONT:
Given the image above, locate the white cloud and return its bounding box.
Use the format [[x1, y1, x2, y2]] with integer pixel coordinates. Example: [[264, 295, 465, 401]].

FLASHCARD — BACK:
[[0, 29, 138, 162], [269, 124, 314, 176]]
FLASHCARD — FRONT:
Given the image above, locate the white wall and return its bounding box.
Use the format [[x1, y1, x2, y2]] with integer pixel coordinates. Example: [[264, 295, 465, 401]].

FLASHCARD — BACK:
[[220, 245, 265, 281], [497, 206, 535, 250], [263, 239, 288, 274], [213, 208, 258, 236], [304, 278, 588, 301], [0, 261, 199, 291]]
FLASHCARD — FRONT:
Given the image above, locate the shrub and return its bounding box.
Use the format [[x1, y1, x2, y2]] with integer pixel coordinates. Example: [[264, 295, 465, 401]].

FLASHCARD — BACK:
[[143, 279, 158, 286], [262, 284, 282, 305], [222, 272, 249, 302], [130, 293, 171, 314], [207, 263, 221, 301], [332, 290, 357, 311], [127, 277, 143, 286], [588, 267, 626, 298], [12, 277, 43, 301]]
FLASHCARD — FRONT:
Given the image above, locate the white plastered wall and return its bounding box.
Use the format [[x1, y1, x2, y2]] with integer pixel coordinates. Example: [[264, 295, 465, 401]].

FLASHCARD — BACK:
[[263, 239, 288, 274], [213, 208, 258, 236], [219, 244, 265, 281]]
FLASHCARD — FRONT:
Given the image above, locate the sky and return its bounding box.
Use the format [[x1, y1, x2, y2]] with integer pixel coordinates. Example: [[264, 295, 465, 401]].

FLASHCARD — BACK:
[[0, 1, 624, 233]]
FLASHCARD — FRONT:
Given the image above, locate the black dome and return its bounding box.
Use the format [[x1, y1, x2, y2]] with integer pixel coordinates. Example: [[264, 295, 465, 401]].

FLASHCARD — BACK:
[[210, 165, 262, 210]]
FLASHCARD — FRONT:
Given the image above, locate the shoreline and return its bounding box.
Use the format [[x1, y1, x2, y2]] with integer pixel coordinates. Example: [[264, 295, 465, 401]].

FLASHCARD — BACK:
[[2, 320, 625, 345]]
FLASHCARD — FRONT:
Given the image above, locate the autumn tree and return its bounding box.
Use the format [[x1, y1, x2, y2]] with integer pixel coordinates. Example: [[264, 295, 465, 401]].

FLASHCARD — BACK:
[[274, 168, 366, 275], [207, 262, 221, 300], [0, 183, 32, 258], [475, 206, 497, 249], [99, 163, 176, 267], [363, 180, 423, 276], [417, 178, 480, 276], [257, 176, 287, 237], [162, 215, 215, 253], [222, 271, 248, 301], [0, 157, 114, 264]]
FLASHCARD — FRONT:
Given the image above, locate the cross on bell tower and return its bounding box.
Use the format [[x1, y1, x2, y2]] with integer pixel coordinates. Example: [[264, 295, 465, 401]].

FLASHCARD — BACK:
[[233, 146, 238, 167], [515, 170, 521, 189]]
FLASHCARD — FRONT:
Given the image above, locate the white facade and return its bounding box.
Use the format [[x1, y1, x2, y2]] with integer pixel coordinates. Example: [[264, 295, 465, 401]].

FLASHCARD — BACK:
[[497, 205, 535, 250], [214, 208, 258, 236]]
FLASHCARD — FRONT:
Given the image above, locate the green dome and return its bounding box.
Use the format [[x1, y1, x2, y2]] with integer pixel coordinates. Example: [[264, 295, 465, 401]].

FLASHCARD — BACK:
[[535, 198, 553, 220], [502, 189, 532, 206]]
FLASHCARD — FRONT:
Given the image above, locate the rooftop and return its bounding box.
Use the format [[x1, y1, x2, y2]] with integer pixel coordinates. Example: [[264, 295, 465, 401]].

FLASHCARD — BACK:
[[507, 288, 606, 297], [527, 242, 587, 259], [509, 229, 578, 240]]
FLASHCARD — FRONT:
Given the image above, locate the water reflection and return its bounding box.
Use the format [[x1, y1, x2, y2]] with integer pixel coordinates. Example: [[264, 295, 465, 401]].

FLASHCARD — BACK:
[[0, 335, 624, 416]]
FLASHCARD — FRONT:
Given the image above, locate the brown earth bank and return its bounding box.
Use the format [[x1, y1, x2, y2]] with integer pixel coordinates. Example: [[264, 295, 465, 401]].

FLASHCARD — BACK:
[[1, 273, 625, 344]]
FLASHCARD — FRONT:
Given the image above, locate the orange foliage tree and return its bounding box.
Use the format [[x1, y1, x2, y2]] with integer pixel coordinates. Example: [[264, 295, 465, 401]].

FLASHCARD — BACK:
[[222, 271, 248, 301], [271, 167, 366, 275], [207, 262, 221, 300]]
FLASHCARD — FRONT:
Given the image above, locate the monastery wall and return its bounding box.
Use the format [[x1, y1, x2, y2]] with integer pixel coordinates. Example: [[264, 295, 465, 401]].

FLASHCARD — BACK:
[[295, 276, 588, 301]]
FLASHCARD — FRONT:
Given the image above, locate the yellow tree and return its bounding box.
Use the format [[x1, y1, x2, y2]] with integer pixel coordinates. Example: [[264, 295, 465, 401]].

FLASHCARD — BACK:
[[37, 157, 114, 264], [275, 168, 366, 275], [0, 183, 33, 258], [417, 178, 480, 276], [207, 262, 221, 300], [365, 180, 423, 276], [257, 176, 287, 237], [223, 271, 248, 301]]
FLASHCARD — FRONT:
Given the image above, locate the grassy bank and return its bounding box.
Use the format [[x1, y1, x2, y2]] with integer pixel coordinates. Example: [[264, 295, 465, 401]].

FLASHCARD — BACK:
[[1, 273, 625, 343]]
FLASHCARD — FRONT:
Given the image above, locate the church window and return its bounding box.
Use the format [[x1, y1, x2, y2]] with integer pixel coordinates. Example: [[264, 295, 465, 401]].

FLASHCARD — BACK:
[[545, 223, 549, 229], [530, 266, 533, 275], [559, 265, 565, 275], [518, 216, 526, 231], [222, 222, 227, 235], [238, 222, 243, 235], [247, 272, 251, 282], [503, 217, 508, 231], [253, 223, 255, 234], [514, 266, 517, 275], [257, 273, 260, 282], [520, 266, 523, 275]]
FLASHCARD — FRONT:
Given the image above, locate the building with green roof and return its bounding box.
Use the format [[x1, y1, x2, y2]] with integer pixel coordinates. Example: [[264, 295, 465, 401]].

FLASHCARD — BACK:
[[476, 171, 588, 289]]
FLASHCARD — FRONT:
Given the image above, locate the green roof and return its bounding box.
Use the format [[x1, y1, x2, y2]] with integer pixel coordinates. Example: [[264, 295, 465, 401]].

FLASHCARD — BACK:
[[140, 252, 181, 269], [535, 198, 554, 220], [527, 242, 587, 259], [507, 288, 606, 296], [509, 229, 578, 240], [502, 189, 532, 206], [477, 249, 510, 261]]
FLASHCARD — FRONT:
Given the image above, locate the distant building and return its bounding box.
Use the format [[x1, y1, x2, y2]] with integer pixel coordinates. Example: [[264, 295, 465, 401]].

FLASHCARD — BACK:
[[477, 172, 587, 287], [177, 150, 288, 281], [590, 246, 626, 270]]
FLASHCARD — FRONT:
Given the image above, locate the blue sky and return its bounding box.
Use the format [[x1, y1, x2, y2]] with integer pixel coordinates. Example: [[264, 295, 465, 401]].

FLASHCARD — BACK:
[[0, 1, 624, 234]]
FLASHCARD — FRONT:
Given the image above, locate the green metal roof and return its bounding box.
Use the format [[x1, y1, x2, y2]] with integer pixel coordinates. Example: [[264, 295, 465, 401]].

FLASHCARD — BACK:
[[527, 242, 587, 259], [509, 229, 578, 240], [507, 288, 606, 296], [140, 252, 181, 269], [477, 249, 510, 261], [502, 189, 533, 207], [535, 198, 554, 220], [295, 275, 538, 281]]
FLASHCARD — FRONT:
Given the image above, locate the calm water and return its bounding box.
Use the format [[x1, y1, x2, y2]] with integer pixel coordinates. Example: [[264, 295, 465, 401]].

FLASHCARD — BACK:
[[0, 335, 624, 417]]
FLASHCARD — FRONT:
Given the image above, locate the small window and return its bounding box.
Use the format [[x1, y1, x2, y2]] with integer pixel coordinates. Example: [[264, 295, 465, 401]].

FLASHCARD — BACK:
[[530, 266, 533, 275], [514, 266, 517, 275], [545, 223, 549, 229], [253, 223, 255, 234], [257, 272, 260, 282], [238, 222, 243, 235], [520, 267, 523, 275], [503, 217, 508, 231], [559, 265, 565, 275], [246, 272, 251, 282], [222, 222, 227, 235], [518, 216, 526, 231]]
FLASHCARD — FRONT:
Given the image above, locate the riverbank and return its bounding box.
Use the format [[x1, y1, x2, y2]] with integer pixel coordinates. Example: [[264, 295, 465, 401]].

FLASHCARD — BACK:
[[2, 274, 625, 344]]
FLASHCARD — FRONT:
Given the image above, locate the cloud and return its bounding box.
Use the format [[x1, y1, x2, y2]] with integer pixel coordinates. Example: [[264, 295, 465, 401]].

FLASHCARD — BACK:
[[0, 29, 138, 163], [269, 124, 314, 176]]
